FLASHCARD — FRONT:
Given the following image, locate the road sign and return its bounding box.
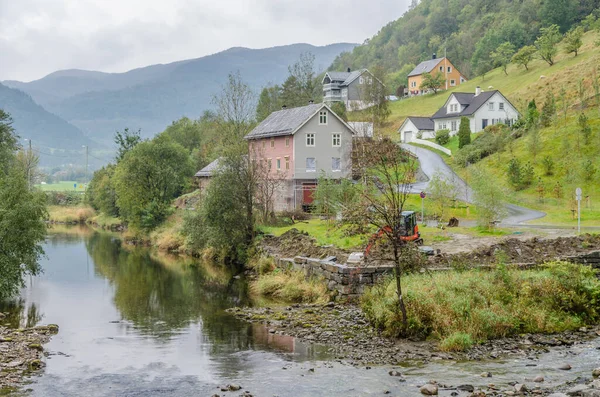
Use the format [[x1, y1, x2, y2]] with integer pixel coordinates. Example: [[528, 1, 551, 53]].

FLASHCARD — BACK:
[[420, 191, 426, 199], [576, 187, 582, 200], [73, 183, 77, 189]]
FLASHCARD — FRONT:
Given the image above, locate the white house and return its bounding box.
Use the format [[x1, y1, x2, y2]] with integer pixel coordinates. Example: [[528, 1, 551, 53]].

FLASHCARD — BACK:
[[431, 87, 519, 135], [399, 117, 435, 142]]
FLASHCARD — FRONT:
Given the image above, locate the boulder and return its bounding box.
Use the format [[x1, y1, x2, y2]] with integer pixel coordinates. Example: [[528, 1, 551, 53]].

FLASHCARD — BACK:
[[419, 384, 438, 395], [559, 364, 573, 371], [593, 368, 600, 378], [533, 375, 545, 382], [514, 383, 528, 394]]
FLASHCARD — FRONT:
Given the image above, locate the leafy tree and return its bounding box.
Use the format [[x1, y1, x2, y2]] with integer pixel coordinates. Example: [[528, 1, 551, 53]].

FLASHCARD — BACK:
[[360, 68, 391, 127], [511, 45, 537, 71], [329, 102, 347, 121], [421, 72, 446, 93], [564, 26, 584, 56], [539, 91, 556, 127], [256, 85, 282, 122], [491, 42, 516, 75], [212, 71, 256, 144], [471, 167, 507, 229], [0, 110, 47, 300], [279, 75, 303, 108], [539, 0, 577, 33], [521, 161, 535, 186], [113, 136, 193, 230], [507, 158, 523, 188], [457, 117, 471, 149], [114, 127, 142, 162], [87, 165, 118, 216], [287, 52, 319, 104], [578, 112, 592, 145], [535, 24, 562, 66], [428, 172, 458, 220]]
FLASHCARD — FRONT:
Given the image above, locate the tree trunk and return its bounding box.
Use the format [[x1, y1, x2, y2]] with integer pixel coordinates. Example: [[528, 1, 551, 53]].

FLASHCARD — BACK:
[[392, 245, 408, 334]]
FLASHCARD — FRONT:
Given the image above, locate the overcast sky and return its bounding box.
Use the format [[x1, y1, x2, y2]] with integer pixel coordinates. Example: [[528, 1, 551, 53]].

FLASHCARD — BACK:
[[0, 0, 409, 82]]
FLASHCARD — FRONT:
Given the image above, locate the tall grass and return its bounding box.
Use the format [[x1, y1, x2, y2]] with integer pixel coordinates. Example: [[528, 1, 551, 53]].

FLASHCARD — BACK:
[[47, 205, 96, 223], [362, 261, 600, 351], [251, 268, 330, 304]]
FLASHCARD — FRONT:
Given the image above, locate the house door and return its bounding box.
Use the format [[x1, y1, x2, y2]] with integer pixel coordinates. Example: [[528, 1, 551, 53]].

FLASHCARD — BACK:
[[302, 183, 317, 205], [482, 119, 488, 129], [404, 131, 412, 142]]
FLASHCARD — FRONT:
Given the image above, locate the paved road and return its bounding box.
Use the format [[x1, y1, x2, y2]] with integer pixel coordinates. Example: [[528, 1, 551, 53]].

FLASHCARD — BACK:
[[401, 144, 546, 225]]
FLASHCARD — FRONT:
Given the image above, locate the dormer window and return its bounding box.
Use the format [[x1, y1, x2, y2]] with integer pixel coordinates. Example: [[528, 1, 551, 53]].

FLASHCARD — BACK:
[[319, 111, 327, 125]]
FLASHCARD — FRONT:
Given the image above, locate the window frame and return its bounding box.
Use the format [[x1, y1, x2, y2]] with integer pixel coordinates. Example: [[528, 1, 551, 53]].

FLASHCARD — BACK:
[[499, 102, 505, 110], [451, 121, 457, 131], [306, 157, 316, 172], [488, 102, 495, 111], [306, 133, 315, 147], [332, 133, 341, 147], [332, 157, 341, 172], [285, 156, 290, 170], [285, 136, 290, 147], [270, 138, 275, 148], [450, 79, 456, 86], [447, 66, 452, 73], [319, 111, 328, 125]]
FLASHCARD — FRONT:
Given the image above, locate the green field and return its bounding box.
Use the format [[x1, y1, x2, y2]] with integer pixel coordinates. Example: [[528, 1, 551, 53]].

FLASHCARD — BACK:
[[36, 181, 87, 192]]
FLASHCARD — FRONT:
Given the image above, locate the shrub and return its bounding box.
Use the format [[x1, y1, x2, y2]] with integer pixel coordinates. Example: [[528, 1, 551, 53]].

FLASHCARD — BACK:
[[542, 156, 555, 176], [435, 129, 450, 145], [457, 117, 471, 148], [251, 269, 329, 304], [440, 332, 474, 352], [248, 256, 276, 275], [46, 191, 83, 206]]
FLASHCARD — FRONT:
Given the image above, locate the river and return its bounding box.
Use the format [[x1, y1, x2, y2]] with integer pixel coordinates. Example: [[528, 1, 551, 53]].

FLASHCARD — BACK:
[[2, 227, 599, 396]]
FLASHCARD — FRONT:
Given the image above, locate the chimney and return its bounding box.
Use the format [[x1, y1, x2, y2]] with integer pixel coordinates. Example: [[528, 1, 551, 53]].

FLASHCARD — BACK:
[[282, 105, 287, 110], [432, 53, 436, 60], [347, 67, 351, 73], [475, 86, 481, 97], [308, 100, 314, 105]]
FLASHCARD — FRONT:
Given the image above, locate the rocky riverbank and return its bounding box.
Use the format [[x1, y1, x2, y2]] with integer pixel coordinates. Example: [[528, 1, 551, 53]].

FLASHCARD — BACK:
[[228, 303, 600, 364], [0, 320, 59, 393]]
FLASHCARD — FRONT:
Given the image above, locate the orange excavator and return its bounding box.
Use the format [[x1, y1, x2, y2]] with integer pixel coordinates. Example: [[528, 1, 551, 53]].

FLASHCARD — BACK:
[[364, 211, 423, 257]]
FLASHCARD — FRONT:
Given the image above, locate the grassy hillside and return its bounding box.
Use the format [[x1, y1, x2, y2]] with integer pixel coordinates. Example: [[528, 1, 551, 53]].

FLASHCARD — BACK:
[[384, 31, 600, 226]]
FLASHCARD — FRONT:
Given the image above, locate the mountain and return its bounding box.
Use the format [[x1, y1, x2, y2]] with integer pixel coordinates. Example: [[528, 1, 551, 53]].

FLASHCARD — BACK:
[[4, 43, 357, 145], [329, 0, 595, 91], [0, 83, 96, 151]]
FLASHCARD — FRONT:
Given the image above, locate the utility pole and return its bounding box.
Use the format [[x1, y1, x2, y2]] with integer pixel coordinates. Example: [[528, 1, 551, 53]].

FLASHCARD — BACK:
[[576, 187, 582, 234], [83, 145, 88, 189]]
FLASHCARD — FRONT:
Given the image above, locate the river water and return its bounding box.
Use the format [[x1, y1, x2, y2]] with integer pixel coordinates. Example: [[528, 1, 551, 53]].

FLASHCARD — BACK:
[[2, 228, 600, 396]]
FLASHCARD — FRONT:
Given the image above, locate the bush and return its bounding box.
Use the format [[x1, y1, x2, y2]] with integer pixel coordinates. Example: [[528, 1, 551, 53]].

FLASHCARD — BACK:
[[454, 125, 509, 167], [45, 191, 83, 206], [435, 129, 450, 145], [248, 256, 276, 275], [361, 261, 600, 348], [251, 269, 329, 303], [457, 116, 471, 148]]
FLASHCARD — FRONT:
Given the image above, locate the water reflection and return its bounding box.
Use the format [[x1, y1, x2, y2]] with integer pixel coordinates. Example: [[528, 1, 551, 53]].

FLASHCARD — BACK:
[[0, 299, 42, 329]]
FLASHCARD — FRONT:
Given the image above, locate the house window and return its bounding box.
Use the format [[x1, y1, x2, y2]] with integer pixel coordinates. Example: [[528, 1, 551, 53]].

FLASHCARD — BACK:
[[482, 119, 488, 129], [276, 158, 281, 170], [450, 79, 456, 86], [332, 133, 341, 147], [332, 157, 341, 172], [285, 156, 290, 170], [342, 88, 348, 97], [411, 81, 416, 88], [306, 157, 316, 172], [306, 133, 315, 147], [438, 123, 442, 130], [359, 76, 364, 84], [267, 158, 272, 170], [451, 121, 457, 131], [447, 66, 452, 73], [499, 102, 505, 110], [460, 77, 465, 83], [285, 137, 290, 147], [270, 138, 275, 148], [442, 122, 447, 130], [319, 111, 327, 125], [439, 66, 443, 72], [488, 102, 494, 111]]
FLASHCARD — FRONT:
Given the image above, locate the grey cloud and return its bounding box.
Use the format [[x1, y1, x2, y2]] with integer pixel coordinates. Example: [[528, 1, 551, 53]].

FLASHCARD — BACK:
[[0, 0, 409, 82]]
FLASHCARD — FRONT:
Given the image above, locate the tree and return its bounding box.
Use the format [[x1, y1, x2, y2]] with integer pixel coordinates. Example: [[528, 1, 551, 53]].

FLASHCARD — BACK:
[[287, 52, 319, 104], [511, 45, 537, 71], [529, 127, 541, 160], [254, 159, 286, 223], [212, 71, 256, 145], [491, 42, 515, 75], [535, 24, 562, 66], [507, 158, 523, 189], [525, 99, 540, 130], [114, 127, 142, 162], [421, 72, 446, 93], [0, 110, 47, 300], [113, 135, 193, 230], [329, 102, 347, 121], [564, 26, 584, 56], [458, 117, 471, 148], [539, 91, 556, 127], [256, 85, 282, 122], [87, 164, 118, 216], [539, 0, 577, 33], [579, 112, 592, 146], [350, 139, 418, 333], [428, 172, 459, 220], [471, 167, 507, 229], [357, 67, 391, 128]]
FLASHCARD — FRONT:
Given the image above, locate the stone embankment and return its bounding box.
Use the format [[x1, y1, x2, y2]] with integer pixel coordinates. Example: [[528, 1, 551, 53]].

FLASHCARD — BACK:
[[0, 316, 59, 392]]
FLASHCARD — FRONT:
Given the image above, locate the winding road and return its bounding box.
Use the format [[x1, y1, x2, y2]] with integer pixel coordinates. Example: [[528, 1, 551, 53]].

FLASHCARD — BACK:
[[401, 144, 546, 225]]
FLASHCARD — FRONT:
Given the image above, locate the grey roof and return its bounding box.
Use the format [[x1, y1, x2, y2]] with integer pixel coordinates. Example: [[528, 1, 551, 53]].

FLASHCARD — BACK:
[[342, 69, 367, 85], [407, 58, 444, 77], [406, 117, 434, 130], [431, 91, 498, 119], [326, 71, 352, 82], [194, 157, 222, 177], [245, 103, 324, 140]]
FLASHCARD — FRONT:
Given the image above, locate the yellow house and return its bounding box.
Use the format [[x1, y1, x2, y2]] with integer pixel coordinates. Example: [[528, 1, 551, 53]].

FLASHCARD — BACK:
[[407, 56, 467, 96]]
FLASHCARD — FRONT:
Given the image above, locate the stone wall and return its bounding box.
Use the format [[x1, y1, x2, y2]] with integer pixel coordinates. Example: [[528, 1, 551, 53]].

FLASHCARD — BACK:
[[275, 250, 600, 300]]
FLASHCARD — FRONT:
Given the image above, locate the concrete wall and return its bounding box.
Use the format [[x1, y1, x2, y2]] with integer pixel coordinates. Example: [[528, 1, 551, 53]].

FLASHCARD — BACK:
[[293, 108, 353, 180], [410, 139, 452, 155]]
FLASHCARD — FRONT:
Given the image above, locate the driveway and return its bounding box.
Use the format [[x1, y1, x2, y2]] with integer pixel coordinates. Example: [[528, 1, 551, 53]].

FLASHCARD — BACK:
[[401, 144, 546, 225]]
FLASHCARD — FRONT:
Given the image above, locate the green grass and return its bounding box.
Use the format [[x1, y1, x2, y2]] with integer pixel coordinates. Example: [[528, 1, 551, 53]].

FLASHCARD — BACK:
[[362, 261, 600, 350], [35, 181, 86, 192], [259, 218, 367, 249], [251, 268, 330, 304], [386, 31, 600, 227]]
